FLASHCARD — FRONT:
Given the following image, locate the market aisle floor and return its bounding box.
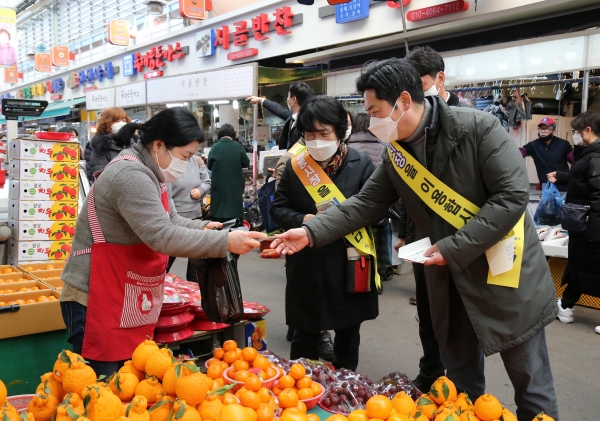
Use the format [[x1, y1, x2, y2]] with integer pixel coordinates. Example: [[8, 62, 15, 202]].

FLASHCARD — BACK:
[[171, 252, 600, 420]]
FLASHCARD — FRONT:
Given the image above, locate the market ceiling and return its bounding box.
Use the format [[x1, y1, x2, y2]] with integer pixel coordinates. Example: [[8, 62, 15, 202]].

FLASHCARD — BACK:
[[0, 0, 38, 14]]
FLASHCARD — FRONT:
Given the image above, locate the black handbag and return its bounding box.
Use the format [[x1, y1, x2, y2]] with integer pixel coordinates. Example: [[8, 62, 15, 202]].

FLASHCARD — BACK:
[[560, 203, 590, 233]]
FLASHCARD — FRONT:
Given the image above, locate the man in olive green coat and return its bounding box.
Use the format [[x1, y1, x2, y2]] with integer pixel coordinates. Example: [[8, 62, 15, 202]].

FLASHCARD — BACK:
[[271, 59, 559, 421], [207, 124, 250, 221]]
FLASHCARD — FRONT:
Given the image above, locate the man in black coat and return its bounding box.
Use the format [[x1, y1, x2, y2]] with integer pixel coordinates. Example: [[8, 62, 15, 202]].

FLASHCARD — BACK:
[[247, 81, 314, 150]]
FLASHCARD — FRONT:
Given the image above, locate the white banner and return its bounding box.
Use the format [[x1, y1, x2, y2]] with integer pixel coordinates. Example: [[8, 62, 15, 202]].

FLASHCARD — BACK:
[[116, 81, 147, 107], [86, 88, 115, 110]]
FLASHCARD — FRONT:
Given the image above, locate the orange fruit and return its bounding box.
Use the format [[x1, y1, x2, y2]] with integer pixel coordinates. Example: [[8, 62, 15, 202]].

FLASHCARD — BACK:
[[297, 388, 313, 400], [459, 410, 481, 421], [242, 347, 258, 362], [28, 394, 60, 421], [217, 403, 252, 421], [279, 375, 295, 389], [0, 381, 6, 407], [310, 382, 321, 396], [149, 396, 175, 421], [433, 408, 460, 421], [239, 390, 261, 410], [222, 393, 238, 405], [213, 348, 225, 360], [108, 372, 139, 402], [224, 351, 240, 364], [289, 364, 306, 380], [500, 408, 517, 421], [430, 377, 457, 405], [437, 401, 457, 413], [306, 415, 319, 421], [416, 395, 438, 420], [63, 360, 97, 396], [162, 363, 179, 396], [252, 356, 270, 371], [246, 408, 258, 421], [348, 409, 369, 421], [414, 410, 429, 421], [132, 340, 160, 372], [264, 367, 277, 380], [255, 402, 274, 421], [244, 374, 263, 393], [207, 364, 224, 380], [205, 358, 221, 367], [454, 393, 473, 413], [37, 296, 49, 302], [175, 369, 211, 406], [219, 361, 230, 371], [296, 377, 312, 390], [234, 370, 251, 382], [198, 394, 223, 421], [387, 415, 413, 421], [234, 359, 250, 372], [279, 408, 308, 421], [533, 413, 555, 421], [135, 377, 165, 404], [256, 388, 272, 404], [324, 415, 349, 421], [271, 385, 282, 397], [473, 395, 502, 421], [366, 395, 393, 420], [46, 265, 55, 270], [25, 299, 37, 304], [223, 340, 237, 353], [119, 360, 145, 382], [145, 347, 174, 380], [278, 388, 299, 409], [3, 268, 12, 273]]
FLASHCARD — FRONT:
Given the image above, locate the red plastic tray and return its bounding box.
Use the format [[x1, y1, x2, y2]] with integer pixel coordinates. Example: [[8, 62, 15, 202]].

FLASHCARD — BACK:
[[35, 132, 73, 141]]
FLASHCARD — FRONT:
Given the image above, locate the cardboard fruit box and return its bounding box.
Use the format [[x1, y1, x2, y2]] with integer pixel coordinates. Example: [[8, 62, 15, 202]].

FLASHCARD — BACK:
[[9, 200, 78, 221], [0, 265, 21, 275], [29, 269, 64, 281], [0, 290, 64, 339], [9, 239, 72, 261], [8, 139, 79, 162], [9, 220, 77, 241], [9, 180, 78, 202], [17, 261, 65, 274], [9, 161, 79, 182], [0, 272, 37, 285], [39, 278, 63, 292], [0, 281, 48, 295]]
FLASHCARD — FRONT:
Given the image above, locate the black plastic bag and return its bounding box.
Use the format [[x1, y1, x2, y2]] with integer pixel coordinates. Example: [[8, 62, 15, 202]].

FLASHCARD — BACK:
[[189, 251, 244, 324]]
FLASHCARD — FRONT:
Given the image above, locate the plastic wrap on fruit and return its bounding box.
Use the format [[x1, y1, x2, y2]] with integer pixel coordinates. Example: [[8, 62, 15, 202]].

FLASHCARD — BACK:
[[377, 371, 421, 400], [333, 368, 375, 386], [319, 379, 377, 415], [288, 358, 335, 387]]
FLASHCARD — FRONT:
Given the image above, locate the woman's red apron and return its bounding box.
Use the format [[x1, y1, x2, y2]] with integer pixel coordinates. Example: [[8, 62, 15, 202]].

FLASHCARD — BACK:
[[72, 155, 169, 362]]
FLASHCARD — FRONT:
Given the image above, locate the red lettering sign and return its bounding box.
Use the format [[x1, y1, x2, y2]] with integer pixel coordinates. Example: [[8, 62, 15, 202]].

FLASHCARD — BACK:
[[273, 6, 294, 35], [227, 48, 259, 61], [251, 14, 270, 41], [144, 70, 164, 79], [133, 43, 188, 73], [214, 25, 230, 50], [406, 0, 468, 21], [232, 21, 249, 47]]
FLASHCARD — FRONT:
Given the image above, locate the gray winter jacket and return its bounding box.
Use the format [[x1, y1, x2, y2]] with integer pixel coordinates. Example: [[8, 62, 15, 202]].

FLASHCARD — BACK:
[[304, 96, 557, 356], [347, 131, 385, 167], [61, 141, 229, 302]]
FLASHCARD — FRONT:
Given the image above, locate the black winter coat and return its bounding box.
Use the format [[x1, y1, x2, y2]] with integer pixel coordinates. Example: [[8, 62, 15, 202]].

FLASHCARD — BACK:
[[89, 133, 124, 177], [262, 99, 302, 150], [556, 140, 600, 297], [347, 131, 384, 167], [270, 148, 379, 332]]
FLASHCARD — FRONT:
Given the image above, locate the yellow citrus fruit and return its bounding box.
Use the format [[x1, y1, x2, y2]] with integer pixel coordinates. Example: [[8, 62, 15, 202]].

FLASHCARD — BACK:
[[0, 402, 19, 421], [459, 410, 481, 421], [63, 360, 97, 396], [296, 377, 312, 390], [533, 413, 555, 421], [240, 390, 261, 410], [244, 374, 263, 393], [277, 388, 299, 409], [28, 394, 60, 421], [217, 403, 252, 421], [58, 393, 85, 418], [223, 340, 238, 352], [387, 414, 413, 421], [416, 395, 438, 420], [109, 372, 140, 402], [206, 364, 224, 381], [255, 402, 275, 421], [242, 347, 258, 362], [473, 395, 502, 421], [436, 401, 457, 414], [135, 377, 165, 404], [148, 397, 175, 421], [145, 348, 174, 380], [86, 387, 124, 421], [119, 361, 146, 382], [348, 409, 369, 421], [198, 394, 223, 421], [391, 391, 417, 416], [124, 396, 151, 421], [430, 377, 457, 405], [365, 395, 393, 420], [161, 363, 179, 396], [289, 364, 306, 380], [500, 408, 517, 421], [132, 340, 160, 372], [53, 350, 80, 384], [454, 393, 473, 413], [36, 372, 65, 401], [175, 369, 211, 406], [414, 410, 429, 421], [279, 409, 308, 421], [433, 408, 460, 421]]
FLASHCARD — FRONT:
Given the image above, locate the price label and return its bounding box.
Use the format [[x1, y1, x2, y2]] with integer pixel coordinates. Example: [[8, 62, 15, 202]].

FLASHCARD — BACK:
[[406, 0, 468, 22]]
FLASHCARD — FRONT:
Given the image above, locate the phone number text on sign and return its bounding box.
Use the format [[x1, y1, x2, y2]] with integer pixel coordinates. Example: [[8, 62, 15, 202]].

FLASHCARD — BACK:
[[406, 0, 468, 22]]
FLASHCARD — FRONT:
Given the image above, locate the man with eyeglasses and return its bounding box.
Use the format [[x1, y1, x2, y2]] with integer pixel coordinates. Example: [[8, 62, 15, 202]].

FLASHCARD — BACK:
[[519, 117, 573, 191]]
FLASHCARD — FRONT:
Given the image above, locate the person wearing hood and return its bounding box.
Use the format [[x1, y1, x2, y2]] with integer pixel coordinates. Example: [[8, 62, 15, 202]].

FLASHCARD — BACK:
[[270, 96, 378, 370], [519, 117, 573, 191], [60, 107, 266, 376], [548, 110, 600, 334], [87, 107, 132, 179]]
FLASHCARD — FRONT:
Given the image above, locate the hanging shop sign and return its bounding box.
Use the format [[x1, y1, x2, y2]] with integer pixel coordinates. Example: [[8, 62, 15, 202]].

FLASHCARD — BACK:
[[77, 62, 117, 86], [227, 48, 258, 61], [122, 54, 137, 76], [336, 0, 369, 23], [196, 29, 216, 58], [17, 82, 46, 99], [116, 81, 146, 107], [406, 0, 468, 21], [179, 0, 207, 20], [143, 70, 164, 80], [4, 67, 18, 84], [86, 88, 115, 110], [34, 53, 52, 73], [108, 20, 131, 46], [0, 93, 12, 99], [133, 43, 189, 77], [45, 78, 65, 100], [50, 46, 70, 67]]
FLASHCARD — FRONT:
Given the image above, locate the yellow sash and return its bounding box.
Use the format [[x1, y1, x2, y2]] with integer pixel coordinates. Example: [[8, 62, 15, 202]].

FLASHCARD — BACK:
[[387, 142, 524, 288], [291, 146, 380, 288]]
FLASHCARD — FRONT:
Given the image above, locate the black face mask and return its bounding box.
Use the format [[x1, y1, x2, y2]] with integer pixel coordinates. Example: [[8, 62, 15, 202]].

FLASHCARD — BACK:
[[538, 133, 553, 142]]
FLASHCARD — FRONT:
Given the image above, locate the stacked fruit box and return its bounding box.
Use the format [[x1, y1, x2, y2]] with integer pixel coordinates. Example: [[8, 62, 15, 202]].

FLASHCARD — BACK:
[[7, 137, 79, 264]]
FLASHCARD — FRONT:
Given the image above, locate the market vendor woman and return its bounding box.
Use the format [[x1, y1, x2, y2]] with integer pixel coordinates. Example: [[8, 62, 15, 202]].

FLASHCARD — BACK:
[[60, 107, 265, 376]]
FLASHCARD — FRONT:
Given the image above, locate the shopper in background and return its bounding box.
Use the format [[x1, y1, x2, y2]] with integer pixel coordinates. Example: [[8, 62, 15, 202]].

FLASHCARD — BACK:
[[166, 153, 212, 282], [406, 46, 472, 108], [347, 113, 384, 166], [269, 128, 282, 151], [61, 107, 265, 376], [548, 110, 600, 334], [520, 117, 573, 191], [270, 96, 378, 370], [87, 107, 131, 180], [207, 123, 250, 224], [271, 58, 559, 420]]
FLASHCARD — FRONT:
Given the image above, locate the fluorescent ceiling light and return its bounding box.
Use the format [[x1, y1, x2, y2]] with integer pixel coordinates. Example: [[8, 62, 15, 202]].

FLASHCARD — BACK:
[[165, 103, 184, 108], [232, 100, 239, 110], [213, 109, 219, 117], [208, 100, 229, 105]]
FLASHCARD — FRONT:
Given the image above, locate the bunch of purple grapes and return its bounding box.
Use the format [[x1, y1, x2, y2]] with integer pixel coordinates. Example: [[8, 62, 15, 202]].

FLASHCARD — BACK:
[[319, 380, 377, 415]]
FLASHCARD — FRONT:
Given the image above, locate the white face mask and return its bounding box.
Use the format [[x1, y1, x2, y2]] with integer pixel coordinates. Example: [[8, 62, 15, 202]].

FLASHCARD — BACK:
[[344, 126, 352, 140], [573, 133, 583, 145], [305, 139, 339, 161], [156, 149, 189, 182], [368, 101, 405, 144], [423, 73, 441, 97], [287, 97, 295, 112], [111, 121, 127, 135]]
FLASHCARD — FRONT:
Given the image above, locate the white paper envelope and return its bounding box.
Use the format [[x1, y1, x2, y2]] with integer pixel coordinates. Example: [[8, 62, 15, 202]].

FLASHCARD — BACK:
[[485, 236, 514, 276], [397, 237, 432, 264]]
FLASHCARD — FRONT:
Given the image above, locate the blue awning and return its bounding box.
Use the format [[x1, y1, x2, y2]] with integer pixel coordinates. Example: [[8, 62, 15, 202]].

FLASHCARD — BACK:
[[0, 97, 86, 124]]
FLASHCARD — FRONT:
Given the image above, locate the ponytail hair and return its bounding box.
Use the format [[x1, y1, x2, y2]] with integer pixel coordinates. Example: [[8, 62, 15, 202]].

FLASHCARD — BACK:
[[114, 107, 204, 148]]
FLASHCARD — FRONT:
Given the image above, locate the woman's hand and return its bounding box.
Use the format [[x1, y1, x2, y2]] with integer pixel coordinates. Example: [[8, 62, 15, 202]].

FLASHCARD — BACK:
[[270, 228, 310, 255], [190, 188, 202, 200], [204, 222, 223, 230], [547, 172, 557, 183], [227, 231, 266, 254], [303, 214, 315, 222]]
